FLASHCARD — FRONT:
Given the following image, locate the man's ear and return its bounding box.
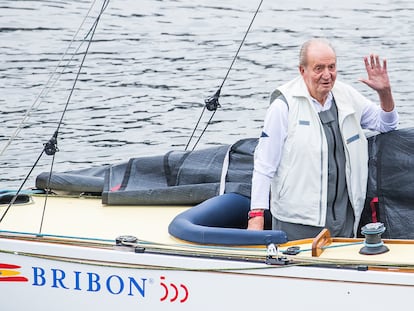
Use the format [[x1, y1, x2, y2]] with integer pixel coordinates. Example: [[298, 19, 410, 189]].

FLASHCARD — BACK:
[[299, 65, 305, 75]]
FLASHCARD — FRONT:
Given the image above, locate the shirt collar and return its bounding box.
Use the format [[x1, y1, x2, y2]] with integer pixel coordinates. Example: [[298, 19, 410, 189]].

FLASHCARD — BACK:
[[309, 92, 333, 112]]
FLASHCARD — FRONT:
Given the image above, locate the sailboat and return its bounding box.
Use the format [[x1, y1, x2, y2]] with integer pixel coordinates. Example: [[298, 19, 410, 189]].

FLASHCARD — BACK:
[[1, 1, 414, 309]]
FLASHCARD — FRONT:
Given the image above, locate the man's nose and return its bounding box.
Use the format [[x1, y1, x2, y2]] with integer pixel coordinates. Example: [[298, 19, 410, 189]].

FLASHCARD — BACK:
[[322, 68, 331, 79]]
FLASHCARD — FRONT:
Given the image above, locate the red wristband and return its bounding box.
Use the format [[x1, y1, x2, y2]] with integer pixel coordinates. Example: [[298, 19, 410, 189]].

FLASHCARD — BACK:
[[248, 210, 264, 220]]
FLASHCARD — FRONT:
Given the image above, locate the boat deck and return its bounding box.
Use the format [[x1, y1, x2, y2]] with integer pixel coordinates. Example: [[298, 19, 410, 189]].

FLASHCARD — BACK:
[[0, 194, 187, 245], [1, 194, 414, 268]]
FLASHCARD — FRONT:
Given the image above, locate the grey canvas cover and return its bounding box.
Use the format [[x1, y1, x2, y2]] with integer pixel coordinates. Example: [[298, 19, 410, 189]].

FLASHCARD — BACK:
[[359, 127, 414, 239], [36, 138, 258, 205]]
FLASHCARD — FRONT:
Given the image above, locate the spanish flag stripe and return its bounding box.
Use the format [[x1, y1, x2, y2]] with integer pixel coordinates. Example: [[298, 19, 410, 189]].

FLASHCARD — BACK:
[[0, 270, 21, 277], [0, 276, 28, 282], [0, 263, 21, 269]]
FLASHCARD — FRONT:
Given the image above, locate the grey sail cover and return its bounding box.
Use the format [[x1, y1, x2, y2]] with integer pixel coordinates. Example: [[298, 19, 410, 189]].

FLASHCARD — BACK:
[[36, 138, 258, 205]]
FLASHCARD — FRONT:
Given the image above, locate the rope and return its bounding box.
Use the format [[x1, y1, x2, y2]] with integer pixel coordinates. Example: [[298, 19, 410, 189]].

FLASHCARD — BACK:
[[280, 241, 364, 255], [185, 0, 264, 151]]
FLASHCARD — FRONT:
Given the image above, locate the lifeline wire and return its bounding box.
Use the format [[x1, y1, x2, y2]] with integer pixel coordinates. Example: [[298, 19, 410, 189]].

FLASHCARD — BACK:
[[185, 0, 264, 151]]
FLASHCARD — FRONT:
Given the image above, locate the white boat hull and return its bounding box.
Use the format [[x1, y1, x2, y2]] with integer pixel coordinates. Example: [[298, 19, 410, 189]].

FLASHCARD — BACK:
[[1, 237, 413, 310]]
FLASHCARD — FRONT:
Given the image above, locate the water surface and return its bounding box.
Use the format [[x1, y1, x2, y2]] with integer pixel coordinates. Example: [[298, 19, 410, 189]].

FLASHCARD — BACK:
[[1, 0, 413, 189]]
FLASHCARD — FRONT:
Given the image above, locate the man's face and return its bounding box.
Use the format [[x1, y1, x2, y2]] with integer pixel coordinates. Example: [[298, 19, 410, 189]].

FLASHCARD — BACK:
[[299, 43, 337, 103]]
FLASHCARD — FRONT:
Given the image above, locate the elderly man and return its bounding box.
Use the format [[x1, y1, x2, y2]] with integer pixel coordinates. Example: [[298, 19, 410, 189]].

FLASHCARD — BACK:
[[248, 38, 398, 240]]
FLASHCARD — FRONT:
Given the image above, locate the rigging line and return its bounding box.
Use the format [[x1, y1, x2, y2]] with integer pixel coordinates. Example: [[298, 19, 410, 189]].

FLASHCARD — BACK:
[[218, 0, 264, 91], [0, 0, 99, 157], [184, 0, 264, 151], [0, 150, 45, 224], [40, 0, 109, 230], [56, 0, 110, 133], [38, 152, 57, 235], [184, 106, 206, 151], [84, 0, 110, 40], [0, 0, 110, 225], [189, 111, 217, 152]]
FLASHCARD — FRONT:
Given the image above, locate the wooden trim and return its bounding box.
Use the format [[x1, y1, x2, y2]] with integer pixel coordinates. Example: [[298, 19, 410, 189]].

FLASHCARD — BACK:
[[312, 229, 332, 257]]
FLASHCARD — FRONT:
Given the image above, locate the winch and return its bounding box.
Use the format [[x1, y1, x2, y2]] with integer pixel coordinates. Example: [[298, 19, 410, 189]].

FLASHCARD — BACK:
[[359, 222, 389, 255]]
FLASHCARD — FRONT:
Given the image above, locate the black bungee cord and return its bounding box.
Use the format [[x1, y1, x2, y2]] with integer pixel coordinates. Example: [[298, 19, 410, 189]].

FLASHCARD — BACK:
[[184, 0, 264, 151], [0, 0, 110, 230]]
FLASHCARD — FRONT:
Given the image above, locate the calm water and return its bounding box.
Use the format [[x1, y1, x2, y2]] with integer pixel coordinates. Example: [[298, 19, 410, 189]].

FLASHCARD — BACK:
[[1, 0, 413, 189]]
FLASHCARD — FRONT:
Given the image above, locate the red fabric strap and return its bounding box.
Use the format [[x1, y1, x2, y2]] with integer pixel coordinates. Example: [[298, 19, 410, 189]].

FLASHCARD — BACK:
[[248, 210, 264, 219], [370, 197, 379, 223]]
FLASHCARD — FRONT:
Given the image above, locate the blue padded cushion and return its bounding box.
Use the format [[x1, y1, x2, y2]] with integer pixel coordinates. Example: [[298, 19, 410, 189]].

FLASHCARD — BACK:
[[168, 193, 287, 245]]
